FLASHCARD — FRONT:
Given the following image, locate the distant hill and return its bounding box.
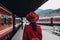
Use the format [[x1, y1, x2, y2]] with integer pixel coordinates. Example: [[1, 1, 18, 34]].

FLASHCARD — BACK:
[[35, 8, 60, 17], [54, 8, 60, 13]]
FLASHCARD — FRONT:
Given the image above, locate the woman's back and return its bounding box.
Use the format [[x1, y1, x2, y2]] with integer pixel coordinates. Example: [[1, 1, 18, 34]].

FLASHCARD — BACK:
[[23, 24, 42, 40]]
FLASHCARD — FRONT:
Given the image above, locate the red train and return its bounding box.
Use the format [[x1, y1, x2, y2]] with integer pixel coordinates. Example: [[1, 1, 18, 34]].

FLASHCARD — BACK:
[[37, 17, 52, 25], [53, 16, 60, 25], [0, 6, 21, 40], [37, 16, 60, 26]]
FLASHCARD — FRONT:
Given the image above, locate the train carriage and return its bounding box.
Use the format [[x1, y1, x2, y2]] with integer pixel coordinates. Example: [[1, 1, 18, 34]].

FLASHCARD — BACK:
[[0, 6, 21, 40], [53, 16, 60, 25], [37, 17, 52, 25]]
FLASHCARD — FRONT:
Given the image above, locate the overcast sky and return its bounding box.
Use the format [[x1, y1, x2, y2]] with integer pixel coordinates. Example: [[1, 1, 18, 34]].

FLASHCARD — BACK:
[[38, 0, 60, 10]]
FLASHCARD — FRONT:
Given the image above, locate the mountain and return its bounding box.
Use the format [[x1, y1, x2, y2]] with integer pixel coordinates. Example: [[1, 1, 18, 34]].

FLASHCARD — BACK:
[[35, 8, 60, 17], [54, 8, 60, 13], [35, 9, 43, 14]]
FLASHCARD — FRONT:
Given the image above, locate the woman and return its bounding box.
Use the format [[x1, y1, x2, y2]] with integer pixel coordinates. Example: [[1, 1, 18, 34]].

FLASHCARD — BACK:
[[23, 12, 42, 40]]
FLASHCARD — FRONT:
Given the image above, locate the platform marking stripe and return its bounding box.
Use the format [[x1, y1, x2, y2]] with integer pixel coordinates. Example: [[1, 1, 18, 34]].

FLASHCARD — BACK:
[[0, 27, 13, 35]]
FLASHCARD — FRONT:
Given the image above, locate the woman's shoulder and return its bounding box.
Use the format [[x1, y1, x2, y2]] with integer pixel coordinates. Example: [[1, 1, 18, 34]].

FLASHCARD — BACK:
[[37, 24, 40, 27], [25, 24, 31, 29], [37, 24, 41, 29]]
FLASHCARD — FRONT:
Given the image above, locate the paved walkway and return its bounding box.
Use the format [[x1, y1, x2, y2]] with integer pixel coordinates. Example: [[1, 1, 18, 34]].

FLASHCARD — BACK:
[[42, 30, 60, 40], [12, 25, 60, 40], [11, 28, 23, 40]]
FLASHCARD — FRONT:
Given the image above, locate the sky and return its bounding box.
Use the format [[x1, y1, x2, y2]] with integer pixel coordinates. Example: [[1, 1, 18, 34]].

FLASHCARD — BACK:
[[38, 0, 60, 10]]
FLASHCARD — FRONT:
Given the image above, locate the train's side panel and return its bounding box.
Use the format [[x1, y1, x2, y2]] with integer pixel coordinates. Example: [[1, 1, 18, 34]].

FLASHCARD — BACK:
[[0, 6, 21, 40], [53, 16, 60, 25], [0, 6, 13, 39], [37, 16, 60, 25], [37, 17, 51, 25]]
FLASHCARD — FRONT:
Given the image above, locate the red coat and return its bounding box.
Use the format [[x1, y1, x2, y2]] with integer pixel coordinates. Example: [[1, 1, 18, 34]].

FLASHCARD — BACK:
[[23, 24, 42, 40]]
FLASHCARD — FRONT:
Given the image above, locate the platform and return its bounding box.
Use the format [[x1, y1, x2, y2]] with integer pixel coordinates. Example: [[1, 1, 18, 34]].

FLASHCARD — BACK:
[[11, 25, 60, 40]]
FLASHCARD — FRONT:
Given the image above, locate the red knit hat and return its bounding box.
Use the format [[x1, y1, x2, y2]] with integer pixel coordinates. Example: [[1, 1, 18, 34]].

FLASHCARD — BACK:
[[26, 12, 39, 22]]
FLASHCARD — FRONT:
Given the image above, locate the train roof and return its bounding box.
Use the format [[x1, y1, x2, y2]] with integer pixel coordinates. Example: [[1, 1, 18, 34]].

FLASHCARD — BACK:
[[53, 16, 60, 18], [39, 17, 51, 19], [0, 6, 12, 16], [39, 16, 60, 19], [0, 0, 48, 17]]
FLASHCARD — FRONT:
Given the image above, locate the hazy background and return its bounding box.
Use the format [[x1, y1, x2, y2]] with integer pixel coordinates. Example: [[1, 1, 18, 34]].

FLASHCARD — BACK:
[[35, 0, 60, 17]]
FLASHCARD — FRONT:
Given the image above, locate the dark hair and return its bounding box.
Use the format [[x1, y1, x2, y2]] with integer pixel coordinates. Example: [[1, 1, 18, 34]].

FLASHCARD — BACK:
[[31, 22, 37, 31]]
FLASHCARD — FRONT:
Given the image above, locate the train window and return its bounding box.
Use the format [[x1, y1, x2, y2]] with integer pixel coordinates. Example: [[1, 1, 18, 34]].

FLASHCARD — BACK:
[[2, 18, 6, 25], [16, 18, 20, 24], [0, 18, 3, 26], [53, 18, 60, 21], [0, 14, 5, 26], [39, 19, 49, 21], [6, 16, 13, 25]]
